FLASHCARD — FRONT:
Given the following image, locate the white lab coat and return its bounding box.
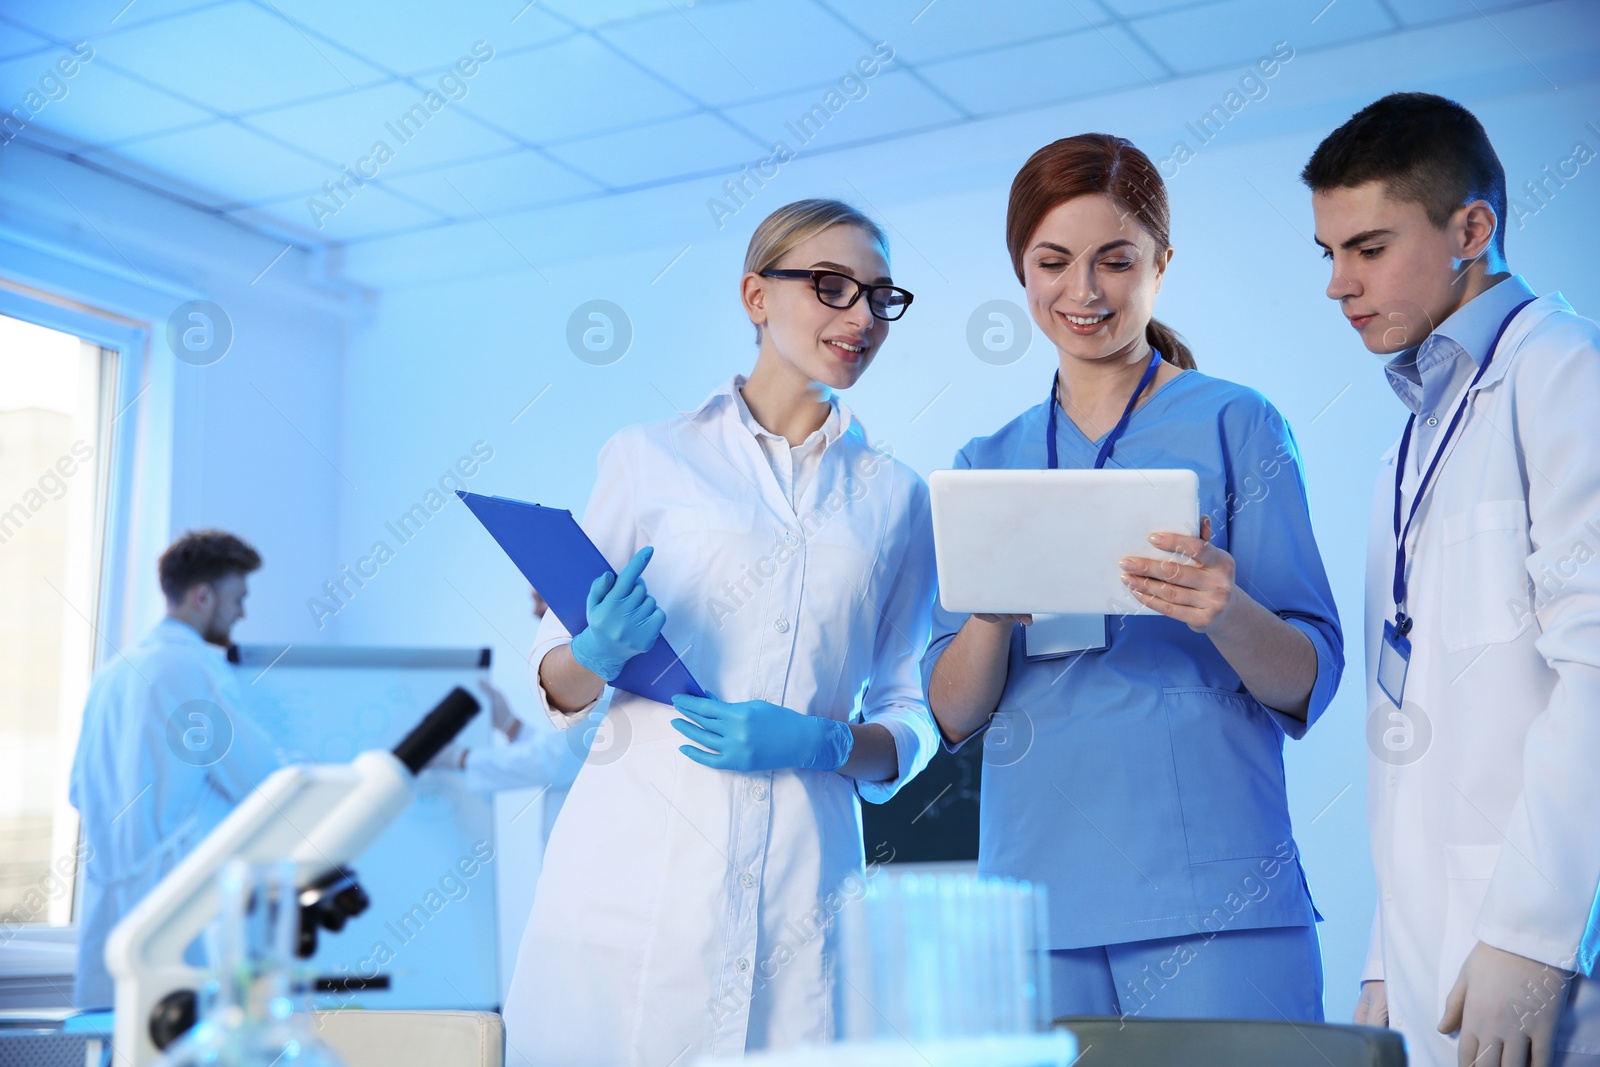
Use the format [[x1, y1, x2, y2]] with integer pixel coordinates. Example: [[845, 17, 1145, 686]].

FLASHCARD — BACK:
[[68, 617, 281, 1007], [460, 704, 595, 794], [1363, 291, 1600, 1064], [502, 379, 938, 1067]]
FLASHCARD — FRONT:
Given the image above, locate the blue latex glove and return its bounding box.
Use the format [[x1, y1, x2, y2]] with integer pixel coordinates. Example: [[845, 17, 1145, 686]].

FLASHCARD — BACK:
[[569, 546, 665, 682], [669, 695, 855, 773]]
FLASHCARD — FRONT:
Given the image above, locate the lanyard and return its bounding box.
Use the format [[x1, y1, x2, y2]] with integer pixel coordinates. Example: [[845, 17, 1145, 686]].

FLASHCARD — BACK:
[[1390, 297, 1535, 633], [1046, 349, 1163, 470]]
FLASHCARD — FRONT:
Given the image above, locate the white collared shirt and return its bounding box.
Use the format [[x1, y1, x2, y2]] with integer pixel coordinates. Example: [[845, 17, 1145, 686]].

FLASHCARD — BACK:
[[1384, 275, 1538, 468], [729, 376, 842, 510], [503, 375, 938, 1064]]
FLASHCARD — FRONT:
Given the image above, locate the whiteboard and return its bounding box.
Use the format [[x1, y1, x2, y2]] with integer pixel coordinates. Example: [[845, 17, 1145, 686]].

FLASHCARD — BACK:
[[227, 644, 499, 1011]]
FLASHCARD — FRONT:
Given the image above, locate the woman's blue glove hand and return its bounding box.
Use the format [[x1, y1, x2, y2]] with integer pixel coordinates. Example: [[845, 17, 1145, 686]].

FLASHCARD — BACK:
[[569, 546, 666, 682], [669, 695, 854, 773]]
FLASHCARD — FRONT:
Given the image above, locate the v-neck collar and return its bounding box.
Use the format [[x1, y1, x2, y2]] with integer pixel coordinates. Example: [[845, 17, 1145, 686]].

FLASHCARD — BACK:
[[1054, 367, 1193, 450]]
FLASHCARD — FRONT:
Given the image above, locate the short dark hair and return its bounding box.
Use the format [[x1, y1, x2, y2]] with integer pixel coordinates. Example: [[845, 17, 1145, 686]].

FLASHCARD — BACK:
[[1301, 92, 1506, 259], [159, 530, 262, 602]]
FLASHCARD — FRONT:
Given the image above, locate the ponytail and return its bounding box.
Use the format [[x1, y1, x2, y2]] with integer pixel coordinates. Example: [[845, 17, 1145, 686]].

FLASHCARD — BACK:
[[1146, 317, 1195, 370]]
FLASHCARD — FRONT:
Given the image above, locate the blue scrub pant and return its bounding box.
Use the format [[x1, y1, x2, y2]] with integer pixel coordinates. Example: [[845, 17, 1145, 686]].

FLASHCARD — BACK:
[[1050, 924, 1324, 1022]]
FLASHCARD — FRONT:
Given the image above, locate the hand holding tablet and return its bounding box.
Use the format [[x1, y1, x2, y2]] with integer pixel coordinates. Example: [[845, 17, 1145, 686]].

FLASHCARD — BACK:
[[929, 468, 1200, 617], [1118, 515, 1242, 634]]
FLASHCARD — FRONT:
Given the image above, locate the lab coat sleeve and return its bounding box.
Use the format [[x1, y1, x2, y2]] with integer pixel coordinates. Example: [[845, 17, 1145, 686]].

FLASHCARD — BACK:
[[1362, 907, 1385, 983], [1476, 318, 1600, 975], [919, 444, 987, 755], [462, 714, 588, 792], [205, 666, 284, 802], [853, 464, 940, 805], [528, 429, 642, 729], [1223, 401, 1344, 739], [135, 652, 280, 813]]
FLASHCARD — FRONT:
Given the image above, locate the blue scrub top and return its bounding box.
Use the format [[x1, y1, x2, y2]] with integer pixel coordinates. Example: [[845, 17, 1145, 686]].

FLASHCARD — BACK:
[[921, 368, 1343, 950]]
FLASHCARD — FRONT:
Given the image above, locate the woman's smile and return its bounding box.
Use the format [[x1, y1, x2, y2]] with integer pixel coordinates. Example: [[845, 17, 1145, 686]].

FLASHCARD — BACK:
[[824, 335, 868, 363], [1058, 308, 1114, 334]]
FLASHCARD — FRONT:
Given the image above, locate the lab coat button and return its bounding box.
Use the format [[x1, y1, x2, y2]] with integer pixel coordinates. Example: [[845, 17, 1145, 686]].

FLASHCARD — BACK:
[[740, 873, 756, 889], [1426, 416, 1438, 427], [1384, 891, 1393, 901], [1388, 775, 1396, 787], [784, 533, 799, 547], [751, 784, 767, 801], [736, 957, 750, 973], [774, 618, 790, 633]]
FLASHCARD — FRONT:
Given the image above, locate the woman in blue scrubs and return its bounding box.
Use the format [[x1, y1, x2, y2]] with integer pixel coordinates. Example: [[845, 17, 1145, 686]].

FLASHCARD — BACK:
[[922, 134, 1342, 1021]]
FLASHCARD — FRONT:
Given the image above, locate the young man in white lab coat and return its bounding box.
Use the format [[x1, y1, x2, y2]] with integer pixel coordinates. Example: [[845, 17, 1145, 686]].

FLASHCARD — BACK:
[[1305, 92, 1600, 1067], [69, 530, 282, 1007]]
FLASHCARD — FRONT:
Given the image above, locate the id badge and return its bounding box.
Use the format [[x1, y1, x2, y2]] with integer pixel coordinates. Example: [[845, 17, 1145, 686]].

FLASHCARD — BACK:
[[1024, 614, 1109, 661], [1377, 619, 1412, 706]]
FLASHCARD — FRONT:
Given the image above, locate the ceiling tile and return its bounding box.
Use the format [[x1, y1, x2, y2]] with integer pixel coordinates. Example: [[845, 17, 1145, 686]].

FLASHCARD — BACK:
[[601, 0, 873, 107], [248, 181, 444, 240], [834, 0, 1116, 66], [920, 24, 1166, 115], [1130, 0, 1395, 75], [0, 19, 51, 61], [1098, 0, 1219, 17], [537, 0, 707, 31], [454, 34, 698, 143], [544, 112, 761, 187], [380, 149, 603, 215], [243, 80, 518, 175], [89, 1, 391, 115], [722, 69, 965, 152], [1383, 0, 1549, 25], [258, 0, 574, 76], [2, 56, 215, 147], [85, 119, 333, 203], [0, 0, 226, 43]]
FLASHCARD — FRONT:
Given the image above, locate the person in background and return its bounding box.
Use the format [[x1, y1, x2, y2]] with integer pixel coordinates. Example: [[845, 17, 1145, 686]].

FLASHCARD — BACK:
[[1306, 91, 1600, 1067], [69, 530, 282, 1008], [432, 588, 593, 797]]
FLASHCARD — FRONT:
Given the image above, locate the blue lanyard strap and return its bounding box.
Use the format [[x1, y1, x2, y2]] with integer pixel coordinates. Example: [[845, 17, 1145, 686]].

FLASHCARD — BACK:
[[1391, 297, 1536, 631], [1046, 349, 1163, 470]]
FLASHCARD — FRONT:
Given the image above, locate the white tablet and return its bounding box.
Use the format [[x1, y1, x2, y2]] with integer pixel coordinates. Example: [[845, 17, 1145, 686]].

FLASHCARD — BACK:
[[929, 468, 1200, 615]]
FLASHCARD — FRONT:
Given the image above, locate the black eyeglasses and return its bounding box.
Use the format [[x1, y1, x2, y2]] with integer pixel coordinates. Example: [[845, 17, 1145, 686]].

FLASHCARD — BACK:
[[759, 269, 915, 322]]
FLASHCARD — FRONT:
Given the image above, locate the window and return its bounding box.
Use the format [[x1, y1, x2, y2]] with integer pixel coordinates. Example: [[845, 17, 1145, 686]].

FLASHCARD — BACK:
[[0, 312, 115, 933]]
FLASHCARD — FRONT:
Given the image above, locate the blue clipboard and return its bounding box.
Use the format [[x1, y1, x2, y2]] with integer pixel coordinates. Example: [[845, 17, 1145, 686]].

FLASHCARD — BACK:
[[457, 491, 706, 703]]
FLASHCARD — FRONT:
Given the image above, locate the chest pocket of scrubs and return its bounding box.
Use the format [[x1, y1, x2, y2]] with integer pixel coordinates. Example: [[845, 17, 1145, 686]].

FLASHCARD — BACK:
[[1164, 686, 1294, 864], [1440, 500, 1533, 652]]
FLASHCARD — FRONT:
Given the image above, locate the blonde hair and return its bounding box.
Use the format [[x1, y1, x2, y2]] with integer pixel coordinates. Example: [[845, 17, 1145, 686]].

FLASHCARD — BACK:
[[744, 199, 888, 342]]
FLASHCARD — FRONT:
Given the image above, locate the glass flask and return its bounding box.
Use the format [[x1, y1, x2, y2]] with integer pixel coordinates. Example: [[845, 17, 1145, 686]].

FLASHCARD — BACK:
[[154, 860, 347, 1067]]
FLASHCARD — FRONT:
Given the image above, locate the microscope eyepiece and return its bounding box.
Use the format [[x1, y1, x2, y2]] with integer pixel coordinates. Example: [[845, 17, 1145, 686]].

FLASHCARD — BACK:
[[391, 686, 481, 774]]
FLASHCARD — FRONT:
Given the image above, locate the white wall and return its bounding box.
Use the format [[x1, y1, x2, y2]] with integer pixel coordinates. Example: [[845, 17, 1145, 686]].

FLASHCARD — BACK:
[[0, 139, 362, 651]]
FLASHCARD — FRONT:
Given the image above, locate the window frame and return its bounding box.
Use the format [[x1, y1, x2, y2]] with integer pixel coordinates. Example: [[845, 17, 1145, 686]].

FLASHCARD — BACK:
[[0, 279, 156, 940]]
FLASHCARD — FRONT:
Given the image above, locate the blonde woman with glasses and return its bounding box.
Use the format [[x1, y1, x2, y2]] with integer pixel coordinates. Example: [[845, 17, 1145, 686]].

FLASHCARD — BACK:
[[502, 199, 938, 1065]]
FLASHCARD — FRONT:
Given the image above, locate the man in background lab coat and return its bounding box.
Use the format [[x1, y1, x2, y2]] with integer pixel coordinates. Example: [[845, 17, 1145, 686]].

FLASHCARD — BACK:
[[1307, 93, 1600, 1066], [69, 530, 282, 1008]]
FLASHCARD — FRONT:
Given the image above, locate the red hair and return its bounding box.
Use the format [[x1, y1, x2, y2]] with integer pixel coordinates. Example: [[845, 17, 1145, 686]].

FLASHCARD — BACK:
[[1005, 134, 1194, 370]]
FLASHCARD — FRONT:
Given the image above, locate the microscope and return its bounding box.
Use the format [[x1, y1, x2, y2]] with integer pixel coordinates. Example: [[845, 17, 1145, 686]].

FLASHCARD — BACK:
[[105, 686, 481, 1067]]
